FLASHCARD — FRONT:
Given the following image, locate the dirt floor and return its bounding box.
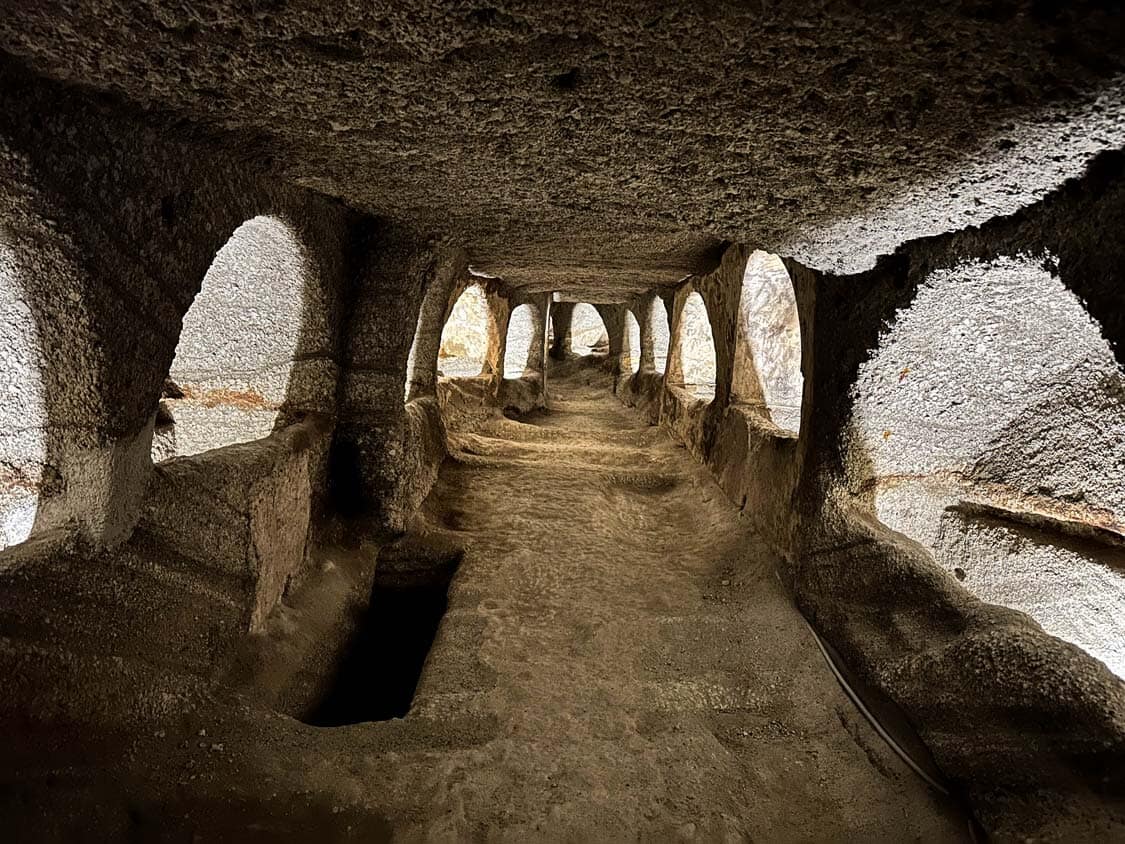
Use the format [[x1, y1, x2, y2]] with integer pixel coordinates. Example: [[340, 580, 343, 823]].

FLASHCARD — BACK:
[[1, 363, 973, 841], [354, 363, 970, 840]]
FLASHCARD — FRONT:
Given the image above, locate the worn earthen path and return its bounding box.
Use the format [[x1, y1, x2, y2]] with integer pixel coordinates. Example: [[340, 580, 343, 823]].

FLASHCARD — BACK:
[[385, 366, 968, 841]]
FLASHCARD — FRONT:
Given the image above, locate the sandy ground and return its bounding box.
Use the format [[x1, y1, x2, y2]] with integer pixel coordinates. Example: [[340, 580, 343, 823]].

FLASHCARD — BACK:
[[363, 365, 969, 840]]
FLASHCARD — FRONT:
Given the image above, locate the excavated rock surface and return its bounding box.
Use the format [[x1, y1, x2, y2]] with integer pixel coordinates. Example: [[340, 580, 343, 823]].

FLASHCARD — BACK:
[[3, 2, 1125, 289], [0, 366, 968, 840], [405, 366, 967, 838]]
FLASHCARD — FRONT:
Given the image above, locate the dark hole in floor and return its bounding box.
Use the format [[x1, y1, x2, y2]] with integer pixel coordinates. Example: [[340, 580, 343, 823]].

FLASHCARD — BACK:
[[327, 438, 370, 517], [303, 549, 461, 726]]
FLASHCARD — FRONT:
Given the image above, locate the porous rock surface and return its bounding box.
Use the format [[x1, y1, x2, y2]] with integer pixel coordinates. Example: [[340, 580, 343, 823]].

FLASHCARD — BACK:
[[4, 2, 1125, 287], [2, 4, 1125, 842]]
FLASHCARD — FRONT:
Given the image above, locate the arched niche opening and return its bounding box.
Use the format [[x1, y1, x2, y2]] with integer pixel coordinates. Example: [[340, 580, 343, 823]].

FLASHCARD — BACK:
[[650, 295, 670, 375], [570, 303, 609, 357], [155, 216, 308, 461], [735, 251, 803, 435], [623, 309, 641, 375], [439, 283, 493, 378], [848, 254, 1125, 677], [504, 303, 537, 379], [677, 292, 717, 401], [0, 241, 47, 550]]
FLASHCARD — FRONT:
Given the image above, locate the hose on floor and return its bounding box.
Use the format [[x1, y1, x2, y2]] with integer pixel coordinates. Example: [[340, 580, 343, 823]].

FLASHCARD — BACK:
[[803, 617, 949, 795], [776, 568, 983, 840], [801, 615, 985, 843]]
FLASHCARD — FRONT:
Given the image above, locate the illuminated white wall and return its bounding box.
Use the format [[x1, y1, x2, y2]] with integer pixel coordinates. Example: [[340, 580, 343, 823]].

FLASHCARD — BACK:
[[623, 310, 641, 375], [571, 303, 607, 356], [504, 304, 536, 378], [848, 254, 1125, 678], [650, 296, 670, 375], [439, 284, 492, 378], [739, 251, 802, 433], [161, 216, 308, 459], [0, 242, 46, 549], [678, 292, 716, 401]]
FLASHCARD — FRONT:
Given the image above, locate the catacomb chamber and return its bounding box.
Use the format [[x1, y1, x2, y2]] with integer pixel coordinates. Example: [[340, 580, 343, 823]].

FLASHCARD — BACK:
[[1, 6, 1125, 841]]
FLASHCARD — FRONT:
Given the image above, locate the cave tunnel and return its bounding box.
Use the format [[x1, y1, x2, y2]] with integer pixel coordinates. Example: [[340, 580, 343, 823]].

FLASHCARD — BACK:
[[1, 3, 1125, 840]]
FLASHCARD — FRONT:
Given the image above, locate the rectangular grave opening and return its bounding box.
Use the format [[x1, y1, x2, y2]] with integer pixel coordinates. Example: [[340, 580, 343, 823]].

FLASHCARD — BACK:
[[302, 555, 460, 726]]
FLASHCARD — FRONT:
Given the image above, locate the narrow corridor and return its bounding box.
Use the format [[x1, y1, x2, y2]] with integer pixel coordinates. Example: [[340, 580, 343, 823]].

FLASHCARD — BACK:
[[377, 364, 968, 840], [4, 11, 1125, 838]]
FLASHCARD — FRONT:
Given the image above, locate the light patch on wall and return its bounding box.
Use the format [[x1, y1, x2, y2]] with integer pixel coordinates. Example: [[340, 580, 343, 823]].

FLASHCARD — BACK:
[[849, 253, 1125, 679], [404, 306, 425, 401], [650, 296, 670, 375], [0, 240, 46, 550], [160, 215, 307, 459], [678, 292, 716, 401], [504, 304, 536, 379], [738, 251, 802, 434], [439, 284, 491, 378], [773, 81, 1125, 275], [938, 509, 1125, 679], [571, 303, 608, 356], [467, 266, 500, 280], [624, 310, 641, 375]]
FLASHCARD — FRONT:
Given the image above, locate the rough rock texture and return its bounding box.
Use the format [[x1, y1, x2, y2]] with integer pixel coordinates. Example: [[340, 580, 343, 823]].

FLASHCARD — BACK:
[[0, 240, 47, 548], [503, 302, 544, 378], [333, 226, 447, 531], [162, 214, 339, 458], [677, 290, 719, 400], [1, 5, 1125, 841], [622, 309, 641, 375], [0, 57, 357, 547], [621, 244, 803, 535], [4, 2, 1125, 290], [2, 364, 972, 841], [405, 246, 471, 403], [365, 250, 550, 534], [437, 283, 496, 378], [617, 157, 1125, 837], [847, 251, 1125, 677], [779, 160, 1125, 837], [142, 417, 331, 630]]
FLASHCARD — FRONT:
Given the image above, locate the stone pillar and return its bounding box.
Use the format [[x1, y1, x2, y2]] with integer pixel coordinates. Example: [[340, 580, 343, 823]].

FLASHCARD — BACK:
[[519, 294, 551, 376], [404, 247, 470, 402], [593, 304, 626, 375], [548, 301, 574, 359], [335, 231, 472, 531], [0, 137, 165, 549]]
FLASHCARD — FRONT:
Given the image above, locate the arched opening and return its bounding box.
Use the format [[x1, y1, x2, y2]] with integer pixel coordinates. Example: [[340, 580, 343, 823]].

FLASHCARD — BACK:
[[155, 216, 308, 460], [623, 310, 641, 375], [650, 295, 670, 375], [439, 283, 493, 378], [736, 251, 803, 434], [677, 292, 717, 401], [849, 254, 1125, 677], [504, 304, 537, 379], [570, 303, 608, 357], [0, 241, 47, 550]]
